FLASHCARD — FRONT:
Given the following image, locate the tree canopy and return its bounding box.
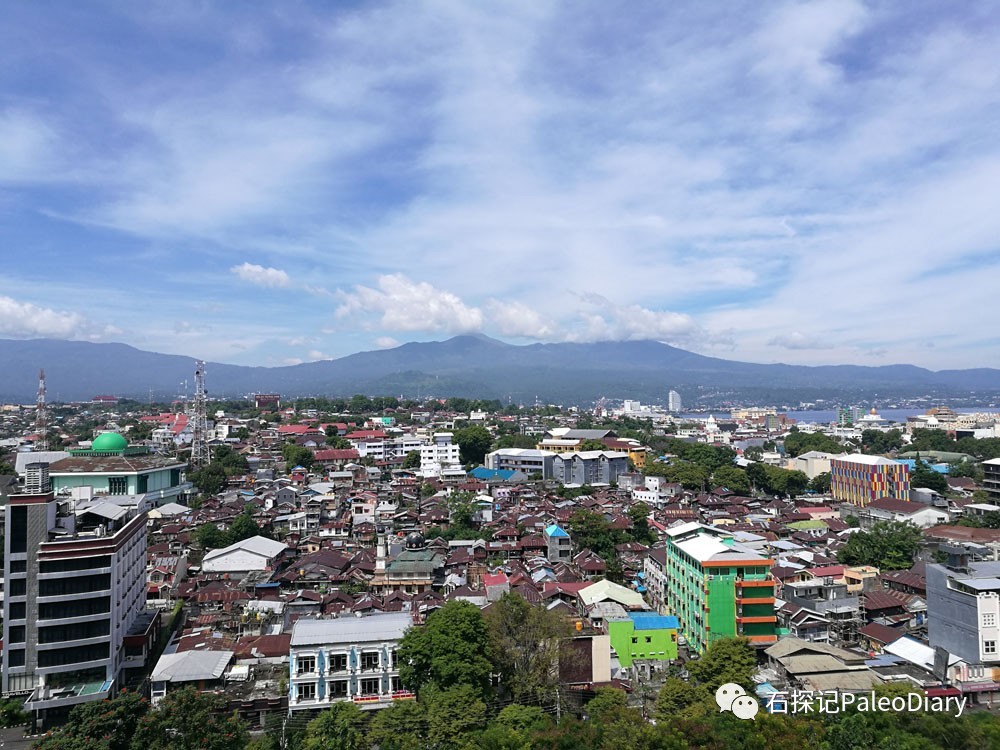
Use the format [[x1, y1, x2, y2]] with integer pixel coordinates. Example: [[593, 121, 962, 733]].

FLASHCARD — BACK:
[[485, 593, 571, 703], [396, 600, 493, 698], [837, 520, 923, 570], [453, 425, 493, 465]]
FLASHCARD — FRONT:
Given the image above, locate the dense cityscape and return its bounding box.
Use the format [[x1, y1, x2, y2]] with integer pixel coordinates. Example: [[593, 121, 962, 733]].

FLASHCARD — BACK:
[[2, 366, 1000, 749]]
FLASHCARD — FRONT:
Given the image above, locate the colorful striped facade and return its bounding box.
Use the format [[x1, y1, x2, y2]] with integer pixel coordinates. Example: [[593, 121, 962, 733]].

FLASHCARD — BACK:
[[830, 454, 910, 508]]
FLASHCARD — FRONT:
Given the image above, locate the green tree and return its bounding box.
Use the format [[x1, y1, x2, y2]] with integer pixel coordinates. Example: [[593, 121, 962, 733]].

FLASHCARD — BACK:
[[302, 702, 366, 750], [578, 439, 608, 451], [129, 687, 248, 750], [686, 636, 756, 693], [396, 600, 493, 698], [568, 509, 626, 573], [282, 443, 314, 470], [194, 522, 229, 550], [367, 700, 428, 750], [783, 431, 844, 457], [585, 687, 639, 725], [228, 511, 262, 543], [485, 593, 570, 703], [188, 463, 227, 495], [447, 490, 478, 528], [0, 696, 29, 727], [423, 685, 488, 750], [34, 690, 148, 750], [910, 458, 949, 494], [861, 428, 904, 454], [809, 471, 832, 494], [712, 465, 751, 494], [492, 434, 538, 450], [627, 501, 656, 544], [654, 677, 710, 721], [403, 450, 422, 469], [453, 425, 493, 465], [837, 520, 923, 570]]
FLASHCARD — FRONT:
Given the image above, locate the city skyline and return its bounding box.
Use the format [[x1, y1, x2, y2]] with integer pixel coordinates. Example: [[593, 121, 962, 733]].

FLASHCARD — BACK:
[[2, 2, 999, 369]]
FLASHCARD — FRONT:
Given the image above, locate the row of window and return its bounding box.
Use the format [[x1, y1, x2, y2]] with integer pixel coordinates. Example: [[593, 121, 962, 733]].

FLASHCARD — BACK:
[[296, 652, 394, 675], [296, 676, 403, 702]]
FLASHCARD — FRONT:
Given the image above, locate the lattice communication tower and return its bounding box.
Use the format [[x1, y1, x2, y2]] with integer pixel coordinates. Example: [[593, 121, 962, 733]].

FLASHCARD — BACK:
[[189, 360, 209, 468], [35, 368, 48, 452]]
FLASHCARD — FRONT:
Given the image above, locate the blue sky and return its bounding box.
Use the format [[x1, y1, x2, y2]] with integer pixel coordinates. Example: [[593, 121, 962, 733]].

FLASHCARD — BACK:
[[1, 1, 999, 369]]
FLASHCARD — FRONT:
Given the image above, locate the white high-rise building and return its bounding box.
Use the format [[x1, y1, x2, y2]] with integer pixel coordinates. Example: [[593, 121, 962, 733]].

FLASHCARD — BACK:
[[668, 390, 682, 413]]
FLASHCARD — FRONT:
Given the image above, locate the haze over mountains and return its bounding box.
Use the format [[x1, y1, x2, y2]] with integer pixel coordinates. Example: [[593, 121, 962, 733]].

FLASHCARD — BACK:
[[0, 336, 997, 405]]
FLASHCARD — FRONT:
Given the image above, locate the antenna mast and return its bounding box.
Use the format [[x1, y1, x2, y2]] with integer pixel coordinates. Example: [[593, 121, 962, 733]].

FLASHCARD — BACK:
[[36, 368, 48, 451], [189, 360, 209, 468]]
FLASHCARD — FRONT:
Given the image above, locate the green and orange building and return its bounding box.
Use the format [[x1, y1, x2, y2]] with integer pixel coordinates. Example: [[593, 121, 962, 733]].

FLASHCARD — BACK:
[[662, 522, 777, 654]]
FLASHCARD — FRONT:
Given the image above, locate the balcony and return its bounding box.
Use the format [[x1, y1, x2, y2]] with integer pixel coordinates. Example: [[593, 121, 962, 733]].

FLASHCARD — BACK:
[[27, 679, 114, 711]]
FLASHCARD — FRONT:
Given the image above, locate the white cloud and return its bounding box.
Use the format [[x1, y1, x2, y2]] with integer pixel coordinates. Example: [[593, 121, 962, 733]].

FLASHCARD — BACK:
[[0, 109, 62, 183], [767, 332, 835, 351], [0, 296, 100, 339], [336, 274, 484, 333], [307, 349, 333, 361], [566, 294, 702, 345], [231, 262, 291, 288], [374, 336, 399, 349], [486, 300, 556, 340]]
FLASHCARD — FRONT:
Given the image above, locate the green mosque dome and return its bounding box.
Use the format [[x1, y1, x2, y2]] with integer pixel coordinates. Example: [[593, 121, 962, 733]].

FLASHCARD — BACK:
[[91, 432, 128, 452]]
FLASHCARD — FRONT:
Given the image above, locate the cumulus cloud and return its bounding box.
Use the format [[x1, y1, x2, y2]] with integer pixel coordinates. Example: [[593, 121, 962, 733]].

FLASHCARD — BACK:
[[0, 296, 105, 340], [374, 336, 400, 349], [307, 349, 333, 361], [335, 274, 484, 333], [231, 262, 291, 288], [767, 332, 835, 350], [566, 294, 701, 344], [486, 300, 556, 339]]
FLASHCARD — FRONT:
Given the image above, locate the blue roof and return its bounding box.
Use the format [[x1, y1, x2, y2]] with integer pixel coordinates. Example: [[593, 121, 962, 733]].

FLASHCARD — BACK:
[[544, 524, 569, 538], [629, 612, 679, 630], [469, 467, 517, 480]]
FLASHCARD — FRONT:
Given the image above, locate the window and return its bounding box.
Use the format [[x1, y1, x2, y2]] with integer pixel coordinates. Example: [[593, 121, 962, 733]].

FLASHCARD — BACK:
[[329, 680, 348, 698], [984, 613, 997, 628], [8, 560, 26, 573], [297, 655, 316, 675], [40, 573, 111, 597], [297, 683, 316, 702], [645, 636, 652, 643], [37, 643, 109, 668], [8, 602, 25, 620], [8, 579, 26, 597], [109, 477, 128, 495], [361, 652, 381, 671], [984, 640, 997, 655], [329, 654, 348, 673], [41, 555, 112, 574], [631, 637, 638, 644], [8, 649, 25, 667], [8, 626, 25, 643], [360, 678, 380, 696]]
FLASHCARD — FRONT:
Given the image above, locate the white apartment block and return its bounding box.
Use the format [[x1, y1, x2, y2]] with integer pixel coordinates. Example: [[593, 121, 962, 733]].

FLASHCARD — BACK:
[[289, 613, 413, 712], [419, 433, 463, 478]]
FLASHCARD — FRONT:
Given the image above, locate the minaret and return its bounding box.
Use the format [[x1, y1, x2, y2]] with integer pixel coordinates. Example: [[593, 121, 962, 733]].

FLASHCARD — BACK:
[[375, 532, 387, 575], [35, 368, 48, 452]]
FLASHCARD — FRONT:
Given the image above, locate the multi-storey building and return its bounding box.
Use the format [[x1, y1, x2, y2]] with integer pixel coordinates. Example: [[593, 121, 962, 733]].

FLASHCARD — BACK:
[[983, 458, 1000, 503], [830, 453, 909, 508], [544, 524, 572, 562], [2, 470, 149, 728], [927, 558, 1000, 667], [663, 522, 777, 654], [667, 390, 682, 413], [47, 431, 189, 506], [288, 613, 414, 712], [419, 433, 463, 478], [551, 451, 629, 486], [484, 448, 556, 479]]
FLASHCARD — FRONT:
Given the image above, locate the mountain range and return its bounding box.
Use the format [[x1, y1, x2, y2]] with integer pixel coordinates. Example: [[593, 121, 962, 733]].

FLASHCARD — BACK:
[[0, 336, 997, 405]]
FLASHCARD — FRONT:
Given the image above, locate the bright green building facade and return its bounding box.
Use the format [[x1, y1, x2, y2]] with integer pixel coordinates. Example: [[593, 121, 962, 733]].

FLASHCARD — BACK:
[[663, 522, 777, 654], [607, 612, 679, 667]]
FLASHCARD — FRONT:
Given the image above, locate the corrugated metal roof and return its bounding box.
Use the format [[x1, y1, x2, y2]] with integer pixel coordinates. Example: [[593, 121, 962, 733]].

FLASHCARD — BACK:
[[290, 612, 412, 646], [151, 650, 233, 683]]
